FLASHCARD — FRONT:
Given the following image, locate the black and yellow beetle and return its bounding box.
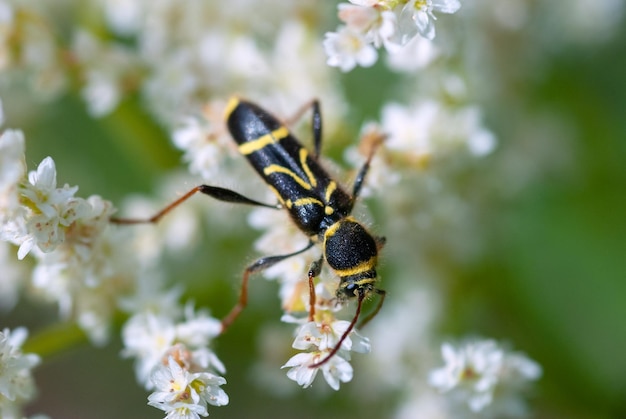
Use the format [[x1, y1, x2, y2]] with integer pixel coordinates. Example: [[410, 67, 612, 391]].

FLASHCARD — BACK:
[[113, 97, 386, 367]]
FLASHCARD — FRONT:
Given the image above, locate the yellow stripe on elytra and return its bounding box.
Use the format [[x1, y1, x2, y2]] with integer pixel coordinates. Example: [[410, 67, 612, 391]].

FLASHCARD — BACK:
[[292, 197, 323, 207], [264, 164, 312, 190], [224, 96, 240, 119], [323, 182, 337, 215], [324, 181, 337, 203], [332, 257, 378, 278], [299, 148, 317, 188], [238, 126, 290, 155]]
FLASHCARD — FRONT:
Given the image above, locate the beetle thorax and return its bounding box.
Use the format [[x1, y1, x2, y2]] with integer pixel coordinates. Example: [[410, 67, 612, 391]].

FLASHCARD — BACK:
[[322, 218, 378, 299]]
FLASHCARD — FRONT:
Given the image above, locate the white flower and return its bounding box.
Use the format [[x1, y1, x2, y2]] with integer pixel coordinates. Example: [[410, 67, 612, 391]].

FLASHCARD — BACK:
[[338, 3, 397, 48], [282, 320, 370, 390], [0, 3, 66, 97], [324, 26, 378, 72], [283, 351, 354, 391], [171, 105, 234, 181], [394, 0, 462, 44], [101, 0, 144, 36], [23, 157, 67, 217], [174, 304, 222, 350], [1, 152, 124, 342], [81, 70, 122, 117], [0, 328, 40, 417], [467, 126, 497, 157], [429, 341, 502, 410], [148, 357, 206, 415], [122, 312, 178, 388], [12, 157, 106, 259], [326, 0, 462, 71], [27, 218, 130, 345], [429, 339, 542, 416], [71, 30, 137, 117], [296, 320, 370, 353], [119, 272, 183, 316], [193, 372, 229, 408], [382, 101, 438, 162], [385, 34, 439, 71], [122, 306, 225, 390], [148, 357, 228, 418], [0, 149, 124, 344], [380, 99, 496, 165], [291, 321, 324, 350]]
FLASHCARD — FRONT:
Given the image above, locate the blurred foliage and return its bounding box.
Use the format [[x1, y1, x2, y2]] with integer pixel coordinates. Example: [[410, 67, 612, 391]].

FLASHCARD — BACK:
[[455, 24, 626, 418]]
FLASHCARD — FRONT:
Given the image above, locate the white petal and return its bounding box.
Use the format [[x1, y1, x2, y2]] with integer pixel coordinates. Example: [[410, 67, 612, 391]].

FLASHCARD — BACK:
[[356, 44, 378, 67], [321, 356, 353, 390], [33, 157, 57, 189], [17, 237, 35, 260], [432, 0, 461, 14]]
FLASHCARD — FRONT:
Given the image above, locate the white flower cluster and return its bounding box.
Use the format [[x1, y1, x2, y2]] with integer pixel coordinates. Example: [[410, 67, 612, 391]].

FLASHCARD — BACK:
[[0, 125, 139, 344], [0, 100, 230, 416], [324, 0, 461, 71], [429, 339, 542, 417], [381, 100, 496, 160], [0, 146, 230, 413], [4, 156, 114, 261], [2, 1, 347, 126], [170, 101, 238, 182], [282, 318, 371, 390], [122, 305, 228, 418], [148, 357, 228, 419], [94, 2, 342, 126], [0, 328, 42, 419], [343, 97, 496, 199], [0, 2, 66, 97]]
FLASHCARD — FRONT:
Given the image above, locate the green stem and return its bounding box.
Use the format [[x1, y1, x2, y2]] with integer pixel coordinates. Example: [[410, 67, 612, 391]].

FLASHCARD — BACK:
[[23, 322, 87, 360]]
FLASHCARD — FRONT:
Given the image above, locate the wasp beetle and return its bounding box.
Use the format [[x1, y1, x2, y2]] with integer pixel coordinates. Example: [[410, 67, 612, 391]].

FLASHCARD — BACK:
[[113, 97, 386, 368]]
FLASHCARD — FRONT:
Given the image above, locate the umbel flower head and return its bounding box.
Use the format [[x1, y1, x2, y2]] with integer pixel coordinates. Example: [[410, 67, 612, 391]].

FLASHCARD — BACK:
[[324, 0, 462, 71], [0, 125, 130, 344], [148, 357, 228, 419], [429, 339, 542, 417], [0, 328, 41, 418]]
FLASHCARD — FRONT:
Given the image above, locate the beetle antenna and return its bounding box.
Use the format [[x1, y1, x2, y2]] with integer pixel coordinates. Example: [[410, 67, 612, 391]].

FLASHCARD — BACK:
[[309, 292, 365, 369]]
